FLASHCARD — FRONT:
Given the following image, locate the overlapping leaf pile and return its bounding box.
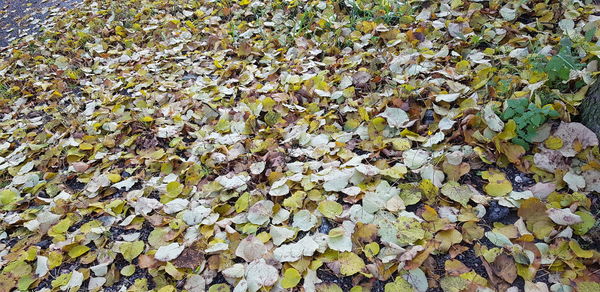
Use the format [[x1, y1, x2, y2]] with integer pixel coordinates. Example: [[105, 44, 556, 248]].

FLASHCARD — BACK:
[[1, 0, 600, 291]]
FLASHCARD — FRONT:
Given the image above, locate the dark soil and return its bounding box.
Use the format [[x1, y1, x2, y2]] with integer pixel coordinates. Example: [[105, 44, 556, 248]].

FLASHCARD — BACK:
[[65, 177, 85, 192], [317, 267, 354, 290], [501, 165, 535, 191], [458, 170, 488, 195], [484, 200, 510, 223], [0, 233, 19, 248], [454, 248, 488, 279], [208, 272, 229, 286], [318, 217, 334, 234], [35, 260, 92, 291]]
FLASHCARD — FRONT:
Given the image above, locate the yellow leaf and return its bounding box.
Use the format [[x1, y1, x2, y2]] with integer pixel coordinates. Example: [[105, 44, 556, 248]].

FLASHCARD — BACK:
[[281, 268, 301, 289], [544, 136, 563, 150], [166, 181, 183, 197], [569, 240, 593, 258], [235, 192, 250, 212], [358, 107, 370, 121], [140, 116, 154, 122], [363, 242, 380, 258], [482, 170, 512, 197], [115, 26, 127, 37], [338, 252, 365, 276], [121, 264, 136, 276], [317, 200, 343, 219], [79, 143, 93, 150], [107, 173, 121, 183], [185, 20, 196, 29], [371, 117, 387, 131], [68, 245, 90, 258]]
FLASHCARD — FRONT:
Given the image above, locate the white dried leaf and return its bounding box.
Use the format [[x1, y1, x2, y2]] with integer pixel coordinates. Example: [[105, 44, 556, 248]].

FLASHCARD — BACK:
[[35, 256, 49, 277], [356, 164, 380, 176], [223, 263, 246, 278], [247, 200, 274, 225], [500, 6, 516, 21], [439, 117, 456, 131], [88, 277, 106, 291], [403, 149, 429, 169], [182, 205, 212, 225], [483, 103, 504, 132], [547, 208, 582, 225], [583, 169, 600, 192], [233, 280, 248, 292], [403, 268, 428, 292], [509, 48, 529, 60], [184, 274, 206, 292], [155, 243, 185, 261], [327, 221, 355, 252], [163, 198, 189, 214], [250, 161, 266, 174], [424, 132, 445, 148], [61, 270, 84, 291], [363, 181, 400, 214], [435, 93, 460, 103], [269, 178, 289, 196], [379, 107, 410, 128], [292, 209, 317, 231], [270, 226, 296, 246], [553, 122, 598, 157], [246, 259, 279, 292], [273, 235, 319, 262], [131, 197, 162, 215], [348, 205, 375, 223], [235, 235, 267, 262], [563, 171, 585, 192], [216, 173, 250, 190], [323, 169, 354, 192], [420, 164, 445, 187], [272, 207, 291, 225]]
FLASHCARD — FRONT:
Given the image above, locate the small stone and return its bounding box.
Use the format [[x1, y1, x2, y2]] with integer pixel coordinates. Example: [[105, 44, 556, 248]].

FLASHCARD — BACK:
[[486, 201, 510, 222]]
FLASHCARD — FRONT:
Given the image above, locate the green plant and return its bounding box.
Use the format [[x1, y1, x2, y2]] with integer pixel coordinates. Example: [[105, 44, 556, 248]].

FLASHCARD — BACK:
[[500, 98, 560, 150], [343, 0, 413, 26], [530, 38, 585, 92], [0, 84, 8, 98]]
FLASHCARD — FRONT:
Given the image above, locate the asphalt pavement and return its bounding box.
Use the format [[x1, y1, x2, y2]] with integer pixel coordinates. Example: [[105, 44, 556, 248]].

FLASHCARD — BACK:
[[0, 0, 80, 47]]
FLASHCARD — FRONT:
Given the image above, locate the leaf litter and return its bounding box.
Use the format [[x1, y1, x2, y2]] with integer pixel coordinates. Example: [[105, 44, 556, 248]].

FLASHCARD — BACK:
[[0, 0, 600, 291]]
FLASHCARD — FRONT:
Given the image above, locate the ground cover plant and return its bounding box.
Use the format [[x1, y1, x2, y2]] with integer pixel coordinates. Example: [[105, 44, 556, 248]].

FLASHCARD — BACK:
[[1, 0, 600, 291]]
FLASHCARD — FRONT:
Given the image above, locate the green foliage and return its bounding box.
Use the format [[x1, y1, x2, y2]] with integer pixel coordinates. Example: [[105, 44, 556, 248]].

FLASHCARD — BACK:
[[343, 0, 413, 26], [530, 38, 585, 91], [501, 98, 559, 150], [0, 83, 9, 99], [545, 39, 583, 83], [536, 88, 560, 106]]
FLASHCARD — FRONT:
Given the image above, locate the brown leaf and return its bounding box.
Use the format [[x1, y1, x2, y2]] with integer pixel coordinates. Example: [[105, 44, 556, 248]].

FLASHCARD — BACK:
[[445, 259, 470, 276], [490, 254, 517, 283], [138, 254, 159, 269], [405, 241, 438, 270], [448, 245, 470, 258], [352, 71, 371, 87], [442, 161, 470, 181], [172, 248, 205, 269], [353, 223, 378, 242], [72, 162, 89, 172]]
